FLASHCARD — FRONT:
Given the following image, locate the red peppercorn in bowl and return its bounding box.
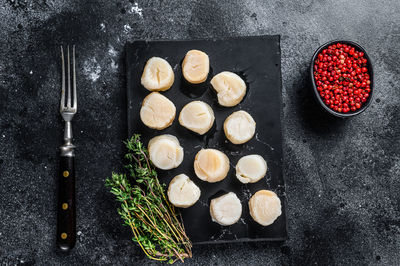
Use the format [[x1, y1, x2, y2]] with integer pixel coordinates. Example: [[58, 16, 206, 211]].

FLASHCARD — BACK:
[[311, 40, 374, 117]]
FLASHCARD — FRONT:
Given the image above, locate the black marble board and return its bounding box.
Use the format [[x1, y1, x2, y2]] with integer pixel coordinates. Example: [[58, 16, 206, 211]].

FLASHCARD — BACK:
[[126, 35, 287, 244]]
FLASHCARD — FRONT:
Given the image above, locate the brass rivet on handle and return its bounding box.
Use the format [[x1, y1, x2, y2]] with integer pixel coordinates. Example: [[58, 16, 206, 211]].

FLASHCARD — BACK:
[[61, 233, 67, 239], [62, 203, 68, 210], [63, 171, 69, 177]]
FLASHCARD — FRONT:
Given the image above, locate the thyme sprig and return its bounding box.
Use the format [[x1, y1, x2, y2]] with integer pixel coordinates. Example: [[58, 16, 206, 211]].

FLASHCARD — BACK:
[[105, 134, 192, 264]]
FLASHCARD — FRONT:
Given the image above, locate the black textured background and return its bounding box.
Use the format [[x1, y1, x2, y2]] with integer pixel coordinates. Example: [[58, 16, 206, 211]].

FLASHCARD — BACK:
[[0, 0, 399, 265]]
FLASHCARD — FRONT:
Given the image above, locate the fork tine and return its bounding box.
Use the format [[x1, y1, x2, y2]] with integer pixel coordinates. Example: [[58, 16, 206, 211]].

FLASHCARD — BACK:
[[67, 46, 71, 108], [60, 46, 65, 111], [72, 45, 77, 109]]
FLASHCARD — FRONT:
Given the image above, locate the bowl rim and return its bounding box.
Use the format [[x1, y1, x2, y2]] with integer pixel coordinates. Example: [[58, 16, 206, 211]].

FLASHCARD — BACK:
[[310, 40, 374, 118]]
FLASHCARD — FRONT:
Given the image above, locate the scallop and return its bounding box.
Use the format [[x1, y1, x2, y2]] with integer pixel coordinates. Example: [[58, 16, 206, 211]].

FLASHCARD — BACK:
[[249, 190, 282, 226], [167, 174, 201, 208], [141, 57, 174, 91], [182, 50, 210, 84], [210, 192, 242, 226], [224, 110, 256, 144], [210, 71, 246, 107], [148, 134, 183, 170], [194, 149, 230, 183], [140, 92, 176, 130], [179, 101, 215, 135], [236, 155, 267, 184]]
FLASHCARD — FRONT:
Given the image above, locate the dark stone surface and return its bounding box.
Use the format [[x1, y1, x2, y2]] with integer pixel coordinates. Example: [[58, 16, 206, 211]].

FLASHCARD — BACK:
[[126, 37, 287, 243], [0, 0, 399, 265]]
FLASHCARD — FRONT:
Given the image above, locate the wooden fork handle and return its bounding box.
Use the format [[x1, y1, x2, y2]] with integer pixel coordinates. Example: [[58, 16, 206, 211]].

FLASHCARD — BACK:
[[56, 156, 76, 252]]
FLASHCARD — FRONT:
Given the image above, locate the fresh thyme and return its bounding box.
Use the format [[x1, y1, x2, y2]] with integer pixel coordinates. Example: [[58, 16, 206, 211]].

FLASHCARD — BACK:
[[105, 134, 192, 263]]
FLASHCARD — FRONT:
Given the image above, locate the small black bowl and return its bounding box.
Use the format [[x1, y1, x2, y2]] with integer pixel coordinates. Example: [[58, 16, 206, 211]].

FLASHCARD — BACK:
[[310, 40, 374, 118]]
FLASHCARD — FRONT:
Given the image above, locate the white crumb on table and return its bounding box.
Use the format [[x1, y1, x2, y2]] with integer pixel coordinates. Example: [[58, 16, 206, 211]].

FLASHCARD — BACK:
[[129, 2, 143, 17], [124, 24, 132, 33], [99, 23, 105, 32], [108, 45, 117, 57], [83, 57, 101, 82], [110, 58, 118, 70]]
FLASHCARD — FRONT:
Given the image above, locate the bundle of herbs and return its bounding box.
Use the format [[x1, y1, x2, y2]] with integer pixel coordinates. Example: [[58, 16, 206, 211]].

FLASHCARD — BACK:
[[105, 134, 192, 263]]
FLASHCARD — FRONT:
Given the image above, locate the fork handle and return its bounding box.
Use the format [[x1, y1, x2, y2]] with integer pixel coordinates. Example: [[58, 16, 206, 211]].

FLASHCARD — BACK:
[[56, 155, 76, 252]]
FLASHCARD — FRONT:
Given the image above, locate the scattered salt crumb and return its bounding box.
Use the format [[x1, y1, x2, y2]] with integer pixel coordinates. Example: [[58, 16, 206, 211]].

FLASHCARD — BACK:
[[124, 24, 132, 33], [77, 231, 82, 236], [83, 57, 101, 82], [111, 59, 118, 70], [108, 45, 118, 57], [215, 228, 234, 240], [241, 186, 252, 200], [100, 23, 106, 32], [198, 200, 209, 207], [129, 2, 143, 17], [2, 134, 5, 138], [29, 70, 33, 75], [44, 166, 47, 169], [80, 130, 83, 133]]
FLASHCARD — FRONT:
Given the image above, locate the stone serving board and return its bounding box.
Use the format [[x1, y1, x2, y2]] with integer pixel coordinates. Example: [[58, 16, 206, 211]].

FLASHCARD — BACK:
[[126, 35, 287, 244]]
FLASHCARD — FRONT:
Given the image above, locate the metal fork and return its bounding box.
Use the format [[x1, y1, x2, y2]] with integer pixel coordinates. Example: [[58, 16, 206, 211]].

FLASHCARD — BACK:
[[56, 45, 77, 252]]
